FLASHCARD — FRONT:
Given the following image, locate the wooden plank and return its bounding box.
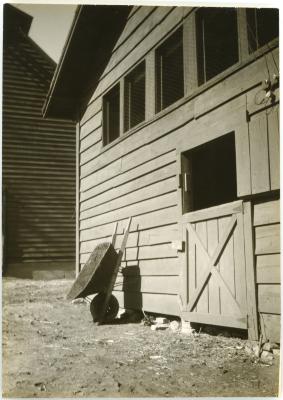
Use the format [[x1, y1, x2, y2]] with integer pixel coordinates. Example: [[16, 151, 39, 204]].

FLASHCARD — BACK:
[[258, 284, 280, 314], [243, 202, 259, 340], [256, 254, 281, 284], [119, 77, 125, 135], [80, 98, 102, 126], [80, 128, 101, 153], [183, 201, 243, 223], [112, 6, 157, 54], [113, 291, 180, 316], [80, 191, 177, 231], [80, 150, 175, 203], [237, 9, 249, 61], [115, 275, 179, 295], [80, 243, 177, 264], [80, 141, 102, 166], [80, 112, 102, 140], [259, 313, 280, 343], [234, 213, 247, 313], [80, 206, 177, 242], [255, 224, 280, 255], [80, 224, 179, 253], [183, 13, 198, 95], [182, 311, 247, 330], [145, 52, 155, 120], [249, 112, 270, 194], [80, 177, 176, 221], [207, 219, 220, 315], [120, 258, 180, 276], [76, 123, 80, 276], [253, 199, 280, 226], [195, 221, 208, 313], [81, 162, 175, 212], [267, 106, 280, 190], [235, 123, 252, 196], [218, 216, 237, 317]]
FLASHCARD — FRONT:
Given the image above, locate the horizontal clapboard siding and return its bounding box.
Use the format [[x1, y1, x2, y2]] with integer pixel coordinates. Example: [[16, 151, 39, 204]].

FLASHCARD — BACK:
[[254, 199, 280, 343], [3, 30, 76, 268], [78, 6, 279, 321]]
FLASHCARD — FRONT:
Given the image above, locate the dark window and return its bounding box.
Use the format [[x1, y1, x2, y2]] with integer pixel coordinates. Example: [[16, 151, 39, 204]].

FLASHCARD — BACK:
[[103, 84, 120, 145], [156, 27, 184, 112], [196, 8, 239, 85], [246, 8, 279, 53], [181, 133, 237, 213], [124, 61, 145, 131]]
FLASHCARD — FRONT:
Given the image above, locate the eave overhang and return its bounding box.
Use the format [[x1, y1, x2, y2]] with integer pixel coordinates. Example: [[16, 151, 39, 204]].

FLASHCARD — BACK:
[[43, 5, 131, 121]]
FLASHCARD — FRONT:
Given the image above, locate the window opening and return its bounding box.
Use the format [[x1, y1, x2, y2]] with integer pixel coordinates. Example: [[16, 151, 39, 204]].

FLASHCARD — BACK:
[[124, 61, 145, 131], [181, 132, 237, 213], [196, 8, 239, 85], [156, 27, 184, 112], [103, 84, 120, 145], [246, 8, 279, 53]]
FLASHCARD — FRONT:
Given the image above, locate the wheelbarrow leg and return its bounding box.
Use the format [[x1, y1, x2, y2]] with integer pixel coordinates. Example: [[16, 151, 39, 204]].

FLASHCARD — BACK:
[[98, 217, 132, 324]]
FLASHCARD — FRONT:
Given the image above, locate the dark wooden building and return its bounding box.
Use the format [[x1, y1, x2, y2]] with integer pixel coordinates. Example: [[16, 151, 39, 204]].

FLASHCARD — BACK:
[[3, 5, 76, 278], [44, 5, 280, 341]]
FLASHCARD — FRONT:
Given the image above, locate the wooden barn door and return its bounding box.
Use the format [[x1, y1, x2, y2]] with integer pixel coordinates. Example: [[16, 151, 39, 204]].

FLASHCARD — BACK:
[[180, 200, 249, 330]]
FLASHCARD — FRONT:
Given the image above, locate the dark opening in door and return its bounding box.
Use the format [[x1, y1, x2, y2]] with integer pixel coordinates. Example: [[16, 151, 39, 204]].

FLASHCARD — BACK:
[[181, 132, 237, 213]]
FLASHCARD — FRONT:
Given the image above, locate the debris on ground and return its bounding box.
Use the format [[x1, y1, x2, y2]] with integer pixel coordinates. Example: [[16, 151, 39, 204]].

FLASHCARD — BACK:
[[2, 278, 280, 398]]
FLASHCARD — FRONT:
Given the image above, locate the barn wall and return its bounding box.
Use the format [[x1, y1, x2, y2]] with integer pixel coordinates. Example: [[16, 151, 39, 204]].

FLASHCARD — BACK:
[[78, 7, 279, 319], [254, 198, 280, 343], [3, 30, 76, 277]]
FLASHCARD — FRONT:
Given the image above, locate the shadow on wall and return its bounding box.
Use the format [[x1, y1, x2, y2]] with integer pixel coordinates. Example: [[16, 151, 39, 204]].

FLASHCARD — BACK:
[[122, 265, 142, 311]]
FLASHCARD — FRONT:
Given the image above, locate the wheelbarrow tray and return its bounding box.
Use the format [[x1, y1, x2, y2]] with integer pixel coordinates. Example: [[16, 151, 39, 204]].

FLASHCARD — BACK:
[[66, 242, 118, 300]]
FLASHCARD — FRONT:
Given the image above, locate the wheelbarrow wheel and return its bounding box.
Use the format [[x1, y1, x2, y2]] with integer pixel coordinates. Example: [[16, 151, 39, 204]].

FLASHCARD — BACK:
[[90, 293, 119, 322]]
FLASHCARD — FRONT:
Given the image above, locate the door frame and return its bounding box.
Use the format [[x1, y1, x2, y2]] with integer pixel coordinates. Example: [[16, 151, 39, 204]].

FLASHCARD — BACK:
[[176, 150, 258, 340]]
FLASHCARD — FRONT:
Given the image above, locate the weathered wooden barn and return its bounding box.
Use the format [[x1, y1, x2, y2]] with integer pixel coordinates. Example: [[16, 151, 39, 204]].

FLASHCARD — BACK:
[[44, 5, 280, 341], [3, 5, 76, 278]]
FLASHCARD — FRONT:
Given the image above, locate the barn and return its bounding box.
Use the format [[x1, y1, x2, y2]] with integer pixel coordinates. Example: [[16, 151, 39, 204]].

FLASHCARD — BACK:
[[44, 5, 280, 342], [3, 5, 76, 278]]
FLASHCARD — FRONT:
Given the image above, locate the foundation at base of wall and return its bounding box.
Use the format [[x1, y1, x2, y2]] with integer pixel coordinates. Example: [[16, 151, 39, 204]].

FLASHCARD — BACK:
[[4, 262, 76, 280]]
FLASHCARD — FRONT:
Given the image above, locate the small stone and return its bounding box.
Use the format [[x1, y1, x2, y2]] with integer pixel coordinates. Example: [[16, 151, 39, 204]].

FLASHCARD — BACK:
[[151, 324, 169, 331], [262, 342, 272, 352], [272, 349, 280, 357], [71, 298, 85, 304], [270, 342, 280, 350], [252, 344, 260, 357], [169, 320, 180, 332], [156, 317, 169, 324], [181, 321, 195, 335], [261, 350, 274, 361]]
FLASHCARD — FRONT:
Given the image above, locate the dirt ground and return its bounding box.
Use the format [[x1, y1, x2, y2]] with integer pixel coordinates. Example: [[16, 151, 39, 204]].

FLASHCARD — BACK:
[[2, 278, 280, 398]]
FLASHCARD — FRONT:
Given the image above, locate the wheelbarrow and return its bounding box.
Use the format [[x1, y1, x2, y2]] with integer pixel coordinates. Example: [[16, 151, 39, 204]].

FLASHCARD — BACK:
[[67, 218, 132, 323]]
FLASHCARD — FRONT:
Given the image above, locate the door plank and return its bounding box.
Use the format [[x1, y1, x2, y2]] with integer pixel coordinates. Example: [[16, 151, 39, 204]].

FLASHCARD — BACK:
[[186, 215, 237, 312], [195, 221, 209, 313], [207, 219, 220, 315]]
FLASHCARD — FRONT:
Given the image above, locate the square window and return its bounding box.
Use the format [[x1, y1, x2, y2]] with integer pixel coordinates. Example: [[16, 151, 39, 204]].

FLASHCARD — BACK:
[[103, 84, 120, 145], [246, 8, 279, 53], [156, 27, 184, 112], [196, 8, 239, 85], [124, 61, 145, 131], [181, 133, 237, 213]]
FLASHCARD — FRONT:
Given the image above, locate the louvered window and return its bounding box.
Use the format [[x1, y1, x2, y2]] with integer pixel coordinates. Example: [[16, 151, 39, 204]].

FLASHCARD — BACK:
[[124, 61, 145, 131], [246, 8, 279, 53], [196, 8, 239, 85], [156, 27, 184, 112], [103, 84, 120, 145]]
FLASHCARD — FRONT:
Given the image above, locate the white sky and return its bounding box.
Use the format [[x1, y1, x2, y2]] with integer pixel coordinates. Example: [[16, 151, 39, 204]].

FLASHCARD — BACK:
[[14, 4, 77, 63]]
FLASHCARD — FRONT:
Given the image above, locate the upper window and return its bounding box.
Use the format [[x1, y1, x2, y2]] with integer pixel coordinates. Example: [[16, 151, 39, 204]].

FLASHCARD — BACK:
[[196, 8, 239, 85], [156, 27, 184, 112], [246, 8, 279, 53], [124, 61, 145, 131], [103, 83, 120, 145]]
